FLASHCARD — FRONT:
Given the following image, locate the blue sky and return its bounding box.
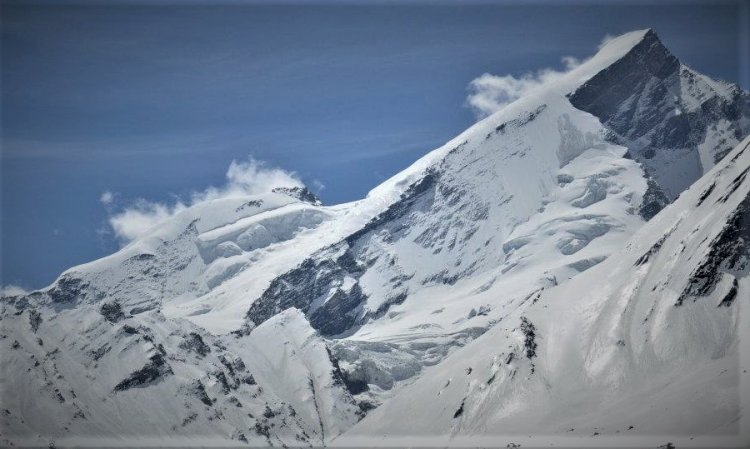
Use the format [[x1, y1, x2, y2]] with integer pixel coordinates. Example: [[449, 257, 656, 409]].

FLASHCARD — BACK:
[[1, 1, 747, 290]]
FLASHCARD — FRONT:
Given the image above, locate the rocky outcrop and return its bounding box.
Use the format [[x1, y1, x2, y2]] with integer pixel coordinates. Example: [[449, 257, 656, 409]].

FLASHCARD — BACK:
[[113, 353, 173, 392], [272, 186, 322, 206], [677, 193, 750, 305]]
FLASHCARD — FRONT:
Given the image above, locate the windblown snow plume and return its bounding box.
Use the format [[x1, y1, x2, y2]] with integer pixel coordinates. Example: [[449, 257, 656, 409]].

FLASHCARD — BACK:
[[465, 32, 631, 119], [198, 158, 304, 203], [108, 200, 187, 242], [107, 157, 303, 242], [466, 56, 581, 119]]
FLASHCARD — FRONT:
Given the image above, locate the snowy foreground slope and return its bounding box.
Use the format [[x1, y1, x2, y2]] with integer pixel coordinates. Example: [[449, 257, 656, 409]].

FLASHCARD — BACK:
[[2, 29, 749, 447]]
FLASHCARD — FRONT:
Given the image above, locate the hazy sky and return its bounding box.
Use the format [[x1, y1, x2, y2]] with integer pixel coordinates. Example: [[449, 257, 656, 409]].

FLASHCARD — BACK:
[[2, 1, 747, 290]]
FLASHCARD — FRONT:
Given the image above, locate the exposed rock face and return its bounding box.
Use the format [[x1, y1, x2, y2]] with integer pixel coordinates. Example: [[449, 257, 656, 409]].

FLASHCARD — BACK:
[[570, 30, 680, 127], [179, 332, 211, 357], [113, 353, 173, 392], [246, 174, 438, 336], [48, 275, 91, 304], [245, 244, 369, 337], [639, 177, 670, 220], [100, 301, 126, 323], [677, 193, 750, 305], [570, 29, 750, 200], [519, 317, 538, 359]]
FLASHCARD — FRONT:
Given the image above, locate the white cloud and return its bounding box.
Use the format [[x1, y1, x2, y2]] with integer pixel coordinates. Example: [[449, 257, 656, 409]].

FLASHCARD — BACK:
[[1, 284, 27, 297], [311, 179, 326, 193], [108, 200, 187, 243], [106, 157, 302, 243], [466, 56, 582, 119], [194, 158, 302, 203], [100, 190, 114, 205]]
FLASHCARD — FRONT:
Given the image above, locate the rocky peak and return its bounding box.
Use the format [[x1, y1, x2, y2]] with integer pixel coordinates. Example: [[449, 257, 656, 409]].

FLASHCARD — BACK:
[[569, 29, 750, 200], [569, 29, 679, 128]]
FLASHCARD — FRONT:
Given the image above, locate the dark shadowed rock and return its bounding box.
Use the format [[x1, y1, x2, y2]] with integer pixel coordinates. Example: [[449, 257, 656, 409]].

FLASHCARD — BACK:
[[677, 193, 750, 305], [639, 178, 670, 220], [179, 332, 211, 357], [114, 353, 173, 391], [48, 275, 89, 304], [246, 172, 439, 336], [28, 310, 42, 332], [188, 379, 213, 406], [570, 29, 750, 200], [519, 317, 538, 359], [100, 301, 125, 323]]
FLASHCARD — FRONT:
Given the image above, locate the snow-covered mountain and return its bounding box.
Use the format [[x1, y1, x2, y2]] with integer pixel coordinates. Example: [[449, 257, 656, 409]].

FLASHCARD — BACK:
[[2, 29, 748, 447], [340, 135, 750, 448]]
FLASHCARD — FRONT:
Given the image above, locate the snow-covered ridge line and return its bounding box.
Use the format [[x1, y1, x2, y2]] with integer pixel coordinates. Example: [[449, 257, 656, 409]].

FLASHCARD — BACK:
[[361, 29, 653, 209], [242, 91, 645, 337]]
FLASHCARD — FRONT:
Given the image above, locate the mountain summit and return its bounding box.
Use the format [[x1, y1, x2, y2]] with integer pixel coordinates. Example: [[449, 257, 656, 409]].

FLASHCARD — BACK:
[[2, 30, 749, 448], [570, 29, 750, 199]]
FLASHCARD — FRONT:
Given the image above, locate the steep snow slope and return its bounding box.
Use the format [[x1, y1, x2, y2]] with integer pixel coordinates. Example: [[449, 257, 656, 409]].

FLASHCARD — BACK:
[[244, 28, 748, 340], [244, 31, 659, 335], [341, 136, 750, 448], [246, 93, 647, 334]]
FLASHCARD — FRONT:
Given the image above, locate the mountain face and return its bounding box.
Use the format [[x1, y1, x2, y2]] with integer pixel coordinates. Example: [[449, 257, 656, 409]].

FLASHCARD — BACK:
[[342, 137, 750, 446], [2, 29, 749, 448], [570, 29, 750, 200]]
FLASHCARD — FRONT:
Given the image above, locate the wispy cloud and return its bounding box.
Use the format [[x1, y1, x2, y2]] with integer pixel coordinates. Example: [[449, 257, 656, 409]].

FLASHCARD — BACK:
[[99, 190, 114, 205], [106, 157, 302, 243], [1, 285, 28, 297], [311, 179, 326, 194], [466, 56, 581, 119], [109, 200, 186, 243]]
